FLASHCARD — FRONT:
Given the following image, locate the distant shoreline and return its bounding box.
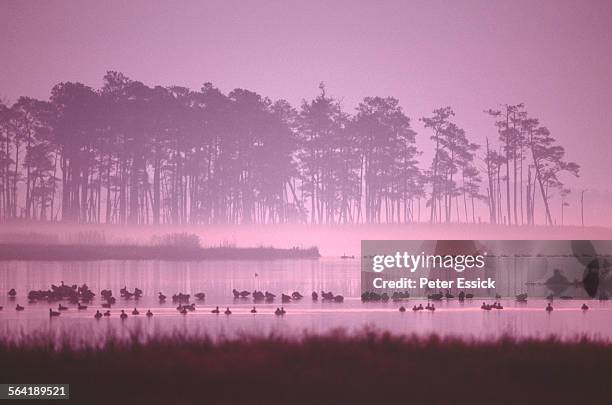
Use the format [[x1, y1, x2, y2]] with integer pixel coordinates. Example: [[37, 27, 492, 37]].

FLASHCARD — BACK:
[[0, 244, 320, 261]]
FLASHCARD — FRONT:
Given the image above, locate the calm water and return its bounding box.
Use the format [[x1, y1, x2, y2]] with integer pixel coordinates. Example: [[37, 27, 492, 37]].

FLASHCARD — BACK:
[[0, 258, 610, 344]]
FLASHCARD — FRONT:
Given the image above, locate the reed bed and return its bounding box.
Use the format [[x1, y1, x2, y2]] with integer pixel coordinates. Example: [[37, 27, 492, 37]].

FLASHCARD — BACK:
[[1, 329, 611, 404]]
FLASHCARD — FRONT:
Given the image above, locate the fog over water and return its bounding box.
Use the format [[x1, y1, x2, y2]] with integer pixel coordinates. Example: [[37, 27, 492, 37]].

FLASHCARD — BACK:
[[1, 0, 612, 348], [2, 223, 611, 257], [2, 258, 612, 344]]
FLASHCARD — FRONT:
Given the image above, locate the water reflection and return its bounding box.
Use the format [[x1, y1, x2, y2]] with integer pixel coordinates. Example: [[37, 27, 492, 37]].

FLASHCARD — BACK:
[[1, 259, 611, 344]]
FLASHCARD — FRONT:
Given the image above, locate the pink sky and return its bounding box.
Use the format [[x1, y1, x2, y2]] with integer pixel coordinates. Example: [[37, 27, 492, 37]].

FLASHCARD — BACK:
[[1, 0, 611, 197]]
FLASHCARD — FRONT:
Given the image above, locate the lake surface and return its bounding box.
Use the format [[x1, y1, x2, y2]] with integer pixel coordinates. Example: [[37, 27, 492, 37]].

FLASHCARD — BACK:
[[1, 258, 610, 344]]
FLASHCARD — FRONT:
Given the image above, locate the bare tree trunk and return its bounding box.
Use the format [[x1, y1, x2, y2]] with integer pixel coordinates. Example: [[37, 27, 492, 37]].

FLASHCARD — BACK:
[[581, 190, 585, 227], [533, 157, 553, 225], [153, 154, 160, 225]]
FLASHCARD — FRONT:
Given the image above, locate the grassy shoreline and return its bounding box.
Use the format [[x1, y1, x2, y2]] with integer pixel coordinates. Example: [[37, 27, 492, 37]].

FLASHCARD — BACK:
[[0, 244, 320, 261], [1, 331, 612, 404]]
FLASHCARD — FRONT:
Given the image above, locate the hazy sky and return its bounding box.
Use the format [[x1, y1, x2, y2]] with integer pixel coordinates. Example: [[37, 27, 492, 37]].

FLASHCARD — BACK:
[[1, 0, 611, 191]]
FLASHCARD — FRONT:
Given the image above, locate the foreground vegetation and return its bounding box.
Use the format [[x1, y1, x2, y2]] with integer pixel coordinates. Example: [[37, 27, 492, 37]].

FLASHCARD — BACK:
[[1, 331, 611, 404]]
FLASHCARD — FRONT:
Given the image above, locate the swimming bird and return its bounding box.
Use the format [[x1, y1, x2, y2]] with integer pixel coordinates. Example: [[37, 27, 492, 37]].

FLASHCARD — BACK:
[[49, 308, 60, 317], [172, 293, 190, 303], [458, 291, 465, 301], [516, 293, 528, 303], [15, 304, 24, 311], [280, 307, 286, 315], [333, 295, 344, 303], [58, 304, 68, 311], [399, 306, 406, 312], [250, 306, 257, 313], [224, 307, 232, 315], [146, 309, 153, 317], [321, 291, 334, 300], [94, 310, 102, 319], [546, 303, 554, 312], [103, 310, 111, 316], [158, 292, 167, 302], [8, 288, 16, 297], [275, 307, 283, 316], [427, 292, 443, 301], [211, 306, 220, 314], [180, 307, 188, 315], [78, 303, 87, 310], [581, 303, 589, 311], [392, 291, 410, 300], [120, 310, 128, 319], [427, 304, 436, 311], [132, 308, 140, 315]]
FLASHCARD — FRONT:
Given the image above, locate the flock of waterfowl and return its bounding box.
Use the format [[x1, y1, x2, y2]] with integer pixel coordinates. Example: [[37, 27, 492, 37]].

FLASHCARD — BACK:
[[0, 283, 348, 319], [362, 288, 596, 313], [0, 283, 598, 318]]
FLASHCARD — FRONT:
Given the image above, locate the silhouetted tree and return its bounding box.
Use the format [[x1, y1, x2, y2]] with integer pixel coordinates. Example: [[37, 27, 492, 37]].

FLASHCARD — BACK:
[[0, 73, 582, 227], [354, 96, 420, 223]]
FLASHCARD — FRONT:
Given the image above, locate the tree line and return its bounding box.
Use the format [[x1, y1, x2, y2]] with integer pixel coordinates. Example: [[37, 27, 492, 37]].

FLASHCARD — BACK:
[[0, 73, 579, 225]]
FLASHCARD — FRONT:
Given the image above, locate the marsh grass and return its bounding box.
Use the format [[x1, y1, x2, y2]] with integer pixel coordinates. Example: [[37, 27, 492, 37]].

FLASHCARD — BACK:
[[0, 243, 320, 261], [1, 329, 611, 404]]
